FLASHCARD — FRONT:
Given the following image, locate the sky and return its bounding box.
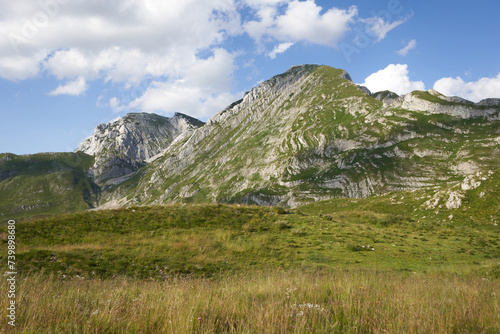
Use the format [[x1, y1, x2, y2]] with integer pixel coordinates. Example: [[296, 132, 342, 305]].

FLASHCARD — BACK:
[[1, 0, 500, 155]]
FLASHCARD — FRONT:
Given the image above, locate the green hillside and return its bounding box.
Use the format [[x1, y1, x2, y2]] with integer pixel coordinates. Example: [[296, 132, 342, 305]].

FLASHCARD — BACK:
[[1, 155, 498, 333], [4, 185, 498, 280], [0, 152, 99, 220]]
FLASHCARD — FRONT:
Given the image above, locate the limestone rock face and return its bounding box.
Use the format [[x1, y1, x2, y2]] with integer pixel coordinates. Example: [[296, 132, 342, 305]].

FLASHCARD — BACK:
[[357, 85, 372, 96], [388, 90, 499, 119], [478, 98, 500, 107], [77, 112, 204, 184]]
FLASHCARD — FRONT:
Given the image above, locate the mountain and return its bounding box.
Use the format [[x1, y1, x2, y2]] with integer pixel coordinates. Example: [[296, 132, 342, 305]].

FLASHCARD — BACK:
[[2, 64, 499, 220], [103, 65, 499, 211], [76, 112, 204, 185]]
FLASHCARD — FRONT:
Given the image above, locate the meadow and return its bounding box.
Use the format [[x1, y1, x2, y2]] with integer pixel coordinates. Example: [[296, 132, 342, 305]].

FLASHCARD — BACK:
[[1, 269, 499, 333], [1, 201, 499, 332]]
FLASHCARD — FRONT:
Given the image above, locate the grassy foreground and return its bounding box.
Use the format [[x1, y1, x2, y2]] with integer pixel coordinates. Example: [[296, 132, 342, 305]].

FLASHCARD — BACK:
[[1, 269, 499, 333], [1, 202, 499, 332]]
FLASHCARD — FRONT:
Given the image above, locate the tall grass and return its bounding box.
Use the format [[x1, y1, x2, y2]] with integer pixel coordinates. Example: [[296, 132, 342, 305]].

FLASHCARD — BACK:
[[2, 269, 498, 333], [1, 203, 498, 332]]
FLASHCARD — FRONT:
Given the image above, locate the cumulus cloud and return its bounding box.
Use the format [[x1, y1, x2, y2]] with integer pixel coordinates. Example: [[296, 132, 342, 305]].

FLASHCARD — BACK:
[[128, 82, 242, 119], [244, 0, 289, 8], [361, 64, 425, 95], [243, 0, 407, 61], [0, 0, 410, 118], [49, 77, 88, 96], [0, 52, 46, 81], [267, 42, 293, 59], [434, 74, 500, 102], [0, 0, 242, 116], [117, 48, 242, 119], [44, 49, 91, 80], [109, 97, 127, 113], [244, 0, 358, 47], [397, 39, 417, 56]]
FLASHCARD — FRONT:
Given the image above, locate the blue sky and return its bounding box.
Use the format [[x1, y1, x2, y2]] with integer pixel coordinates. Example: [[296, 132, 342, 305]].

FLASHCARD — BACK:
[[1, 0, 500, 154]]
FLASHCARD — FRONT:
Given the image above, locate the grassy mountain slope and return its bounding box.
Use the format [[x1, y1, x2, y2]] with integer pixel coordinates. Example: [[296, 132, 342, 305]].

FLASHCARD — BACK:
[[0, 152, 99, 220], [1, 166, 498, 332], [301, 169, 500, 225]]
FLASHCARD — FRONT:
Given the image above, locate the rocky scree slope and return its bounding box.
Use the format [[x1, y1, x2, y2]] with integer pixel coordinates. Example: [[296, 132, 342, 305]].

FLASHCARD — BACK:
[[76, 112, 204, 185], [104, 65, 500, 208]]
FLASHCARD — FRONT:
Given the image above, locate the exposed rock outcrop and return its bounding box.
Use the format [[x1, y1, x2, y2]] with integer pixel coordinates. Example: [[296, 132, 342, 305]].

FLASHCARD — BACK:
[[77, 112, 204, 184], [385, 90, 500, 119], [372, 90, 400, 105]]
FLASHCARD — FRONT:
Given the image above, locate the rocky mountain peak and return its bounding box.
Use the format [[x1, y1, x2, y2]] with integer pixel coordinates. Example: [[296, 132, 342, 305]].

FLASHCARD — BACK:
[[339, 70, 353, 82], [207, 64, 322, 126], [76, 112, 204, 184], [372, 90, 400, 105]]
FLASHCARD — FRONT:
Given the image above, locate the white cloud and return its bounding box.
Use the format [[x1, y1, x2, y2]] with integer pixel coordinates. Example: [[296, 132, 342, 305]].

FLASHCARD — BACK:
[[244, 6, 278, 46], [244, 0, 407, 57], [361, 17, 406, 42], [182, 48, 236, 93], [361, 64, 425, 95], [109, 97, 127, 113], [434, 74, 500, 102], [128, 82, 242, 120], [243, 0, 290, 9], [244, 1, 357, 47], [121, 48, 241, 119], [49, 77, 88, 96], [397, 39, 417, 56], [44, 49, 91, 80], [0, 52, 47, 81], [244, 0, 288, 6], [0, 0, 410, 119], [267, 42, 293, 59], [0, 0, 242, 117]]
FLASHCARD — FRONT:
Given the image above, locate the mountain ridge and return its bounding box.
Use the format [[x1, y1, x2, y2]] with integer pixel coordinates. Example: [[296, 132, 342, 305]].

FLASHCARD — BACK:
[[100, 65, 499, 210], [1, 64, 499, 220]]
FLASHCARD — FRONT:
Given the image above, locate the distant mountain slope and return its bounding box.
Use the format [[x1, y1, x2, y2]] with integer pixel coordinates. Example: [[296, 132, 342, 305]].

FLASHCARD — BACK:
[[76, 112, 204, 185], [0, 152, 99, 219], [105, 65, 499, 208]]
